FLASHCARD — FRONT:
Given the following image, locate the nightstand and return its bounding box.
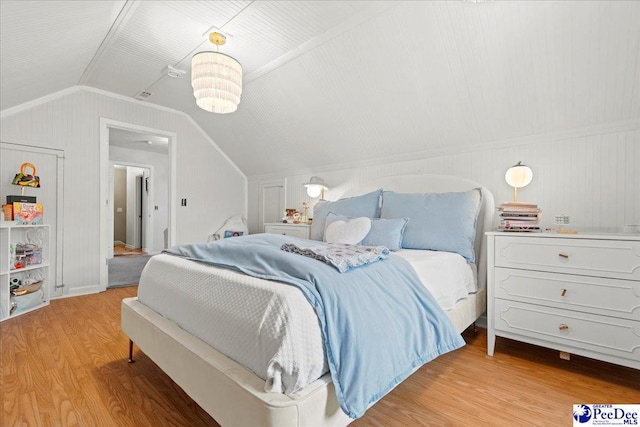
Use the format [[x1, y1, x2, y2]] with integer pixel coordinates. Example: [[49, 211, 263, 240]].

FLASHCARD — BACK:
[[486, 231, 640, 369], [264, 223, 311, 240]]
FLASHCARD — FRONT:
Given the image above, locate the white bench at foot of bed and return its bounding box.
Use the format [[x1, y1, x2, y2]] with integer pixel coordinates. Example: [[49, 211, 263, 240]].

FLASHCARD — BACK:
[[121, 290, 484, 427]]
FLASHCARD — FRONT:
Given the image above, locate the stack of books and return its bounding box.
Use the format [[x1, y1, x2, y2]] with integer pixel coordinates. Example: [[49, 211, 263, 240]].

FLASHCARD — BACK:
[[498, 202, 541, 232]]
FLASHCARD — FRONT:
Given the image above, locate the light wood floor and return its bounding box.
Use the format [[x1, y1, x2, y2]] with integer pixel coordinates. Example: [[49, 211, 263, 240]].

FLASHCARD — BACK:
[[1, 286, 638, 427], [113, 244, 146, 257]]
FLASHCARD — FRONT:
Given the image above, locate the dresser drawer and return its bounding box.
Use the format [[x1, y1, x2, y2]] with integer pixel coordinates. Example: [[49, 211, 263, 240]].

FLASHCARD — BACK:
[[494, 299, 640, 363], [494, 236, 640, 280], [264, 225, 309, 239], [494, 267, 640, 320]]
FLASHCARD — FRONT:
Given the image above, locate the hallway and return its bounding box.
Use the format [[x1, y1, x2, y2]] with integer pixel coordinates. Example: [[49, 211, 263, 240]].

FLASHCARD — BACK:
[[108, 244, 151, 288], [113, 243, 146, 257]]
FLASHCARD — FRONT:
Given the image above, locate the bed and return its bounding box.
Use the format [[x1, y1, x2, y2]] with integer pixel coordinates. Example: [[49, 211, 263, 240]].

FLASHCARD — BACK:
[[121, 173, 495, 427]]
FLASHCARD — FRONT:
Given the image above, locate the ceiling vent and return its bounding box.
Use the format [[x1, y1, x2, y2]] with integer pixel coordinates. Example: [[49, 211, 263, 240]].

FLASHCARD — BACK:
[[135, 90, 153, 100]]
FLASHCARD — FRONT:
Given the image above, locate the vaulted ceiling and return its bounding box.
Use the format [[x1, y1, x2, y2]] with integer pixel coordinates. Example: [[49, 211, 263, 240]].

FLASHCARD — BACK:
[[1, 1, 639, 177]]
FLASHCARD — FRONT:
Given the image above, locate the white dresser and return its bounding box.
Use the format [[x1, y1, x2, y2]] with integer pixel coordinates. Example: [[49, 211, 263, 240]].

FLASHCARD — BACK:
[[486, 231, 640, 369], [264, 223, 311, 240]]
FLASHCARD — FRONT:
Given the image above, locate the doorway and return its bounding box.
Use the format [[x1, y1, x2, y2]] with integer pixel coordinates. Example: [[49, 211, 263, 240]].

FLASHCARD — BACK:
[[112, 164, 151, 256], [99, 119, 177, 290]]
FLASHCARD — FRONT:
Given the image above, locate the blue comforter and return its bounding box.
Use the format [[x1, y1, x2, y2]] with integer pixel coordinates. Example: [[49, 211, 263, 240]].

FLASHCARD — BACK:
[[164, 234, 465, 419]]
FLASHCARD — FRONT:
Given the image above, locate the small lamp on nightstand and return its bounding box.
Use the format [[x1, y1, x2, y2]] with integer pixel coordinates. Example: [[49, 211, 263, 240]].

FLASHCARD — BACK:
[[303, 176, 328, 199], [505, 161, 533, 202]]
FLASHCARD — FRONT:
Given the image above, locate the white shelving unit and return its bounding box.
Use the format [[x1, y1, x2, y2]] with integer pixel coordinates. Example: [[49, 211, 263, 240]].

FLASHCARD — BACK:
[[0, 223, 50, 321]]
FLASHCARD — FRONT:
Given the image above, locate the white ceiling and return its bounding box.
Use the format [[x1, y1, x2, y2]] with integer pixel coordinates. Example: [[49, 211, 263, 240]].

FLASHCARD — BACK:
[[1, 1, 639, 177]]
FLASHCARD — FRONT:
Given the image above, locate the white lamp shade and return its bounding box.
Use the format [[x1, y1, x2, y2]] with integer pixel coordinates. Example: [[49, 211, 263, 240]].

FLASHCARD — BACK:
[[303, 176, 328, 198], [306, 185, 323, 198], [505, 163, 533, 189], [191, 51, 242, 114]]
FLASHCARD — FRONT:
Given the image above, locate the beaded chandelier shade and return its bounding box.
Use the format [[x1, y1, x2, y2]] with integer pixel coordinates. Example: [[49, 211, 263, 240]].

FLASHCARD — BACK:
[[191, 32, 242, 114]]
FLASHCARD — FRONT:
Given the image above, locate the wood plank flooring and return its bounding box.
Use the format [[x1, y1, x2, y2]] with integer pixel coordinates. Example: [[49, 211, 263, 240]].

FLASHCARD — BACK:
[[113, 244, 146, 257], [1, 286, 638, 426]]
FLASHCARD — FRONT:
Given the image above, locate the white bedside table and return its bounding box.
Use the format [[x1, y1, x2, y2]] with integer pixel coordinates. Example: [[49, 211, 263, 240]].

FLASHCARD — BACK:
[[486, 231, 640, 369], [264, 223, 311, 240]]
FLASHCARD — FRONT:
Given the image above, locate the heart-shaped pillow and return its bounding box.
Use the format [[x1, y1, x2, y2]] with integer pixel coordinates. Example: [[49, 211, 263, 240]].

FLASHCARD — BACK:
[[324, 217, 371, 244]]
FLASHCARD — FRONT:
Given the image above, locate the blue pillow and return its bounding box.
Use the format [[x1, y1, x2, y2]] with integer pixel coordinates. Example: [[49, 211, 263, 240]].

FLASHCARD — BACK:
[[325, 212, 408, 251], [311, 189, 382, 241], [381, 189, 482, 262]]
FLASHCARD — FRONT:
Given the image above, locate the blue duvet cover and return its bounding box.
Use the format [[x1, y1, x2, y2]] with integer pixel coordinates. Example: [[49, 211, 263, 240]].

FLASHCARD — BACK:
[[164, 233, 465, 419]]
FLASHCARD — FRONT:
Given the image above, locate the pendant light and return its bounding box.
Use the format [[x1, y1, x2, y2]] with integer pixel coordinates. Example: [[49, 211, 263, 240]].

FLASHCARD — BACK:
[[191, 32, 242, 114]]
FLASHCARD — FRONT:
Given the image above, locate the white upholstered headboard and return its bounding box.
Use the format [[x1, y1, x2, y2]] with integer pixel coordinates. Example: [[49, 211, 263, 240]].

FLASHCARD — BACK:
[[342, 174, 495, 290]]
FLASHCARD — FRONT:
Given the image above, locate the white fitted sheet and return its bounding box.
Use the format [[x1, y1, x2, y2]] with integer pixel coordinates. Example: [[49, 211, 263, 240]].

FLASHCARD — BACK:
[[137, 250, 475, 396], [395, 249, 477, 311]]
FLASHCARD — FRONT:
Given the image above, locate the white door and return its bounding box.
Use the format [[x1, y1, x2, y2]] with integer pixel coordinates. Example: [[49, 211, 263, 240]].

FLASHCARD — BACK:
[[260, 182, 285, 231]]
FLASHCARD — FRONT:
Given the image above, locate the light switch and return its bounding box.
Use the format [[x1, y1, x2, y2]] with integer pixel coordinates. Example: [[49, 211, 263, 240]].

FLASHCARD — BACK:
[[116, 207, 123, 212]]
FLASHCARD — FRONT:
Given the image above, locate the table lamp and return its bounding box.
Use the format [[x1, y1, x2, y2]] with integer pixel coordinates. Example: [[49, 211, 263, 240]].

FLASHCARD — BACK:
[[504, 161, 532, 202], [303, 176, 328, 199]]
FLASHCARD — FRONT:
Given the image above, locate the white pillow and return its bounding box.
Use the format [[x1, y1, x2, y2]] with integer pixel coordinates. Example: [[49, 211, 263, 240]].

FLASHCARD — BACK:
[[324, 217, 371, 244]]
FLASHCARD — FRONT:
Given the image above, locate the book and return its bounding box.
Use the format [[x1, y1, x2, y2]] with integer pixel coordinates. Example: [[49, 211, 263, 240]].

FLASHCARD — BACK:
[[498, 201, 541, 232], [13, 202, 43, 224]]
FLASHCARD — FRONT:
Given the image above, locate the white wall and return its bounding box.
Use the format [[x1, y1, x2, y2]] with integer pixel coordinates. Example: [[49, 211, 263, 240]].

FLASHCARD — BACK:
[[110, 146, 168, 252], [0, 87, 246, 297], [248, 121, 640, 235]]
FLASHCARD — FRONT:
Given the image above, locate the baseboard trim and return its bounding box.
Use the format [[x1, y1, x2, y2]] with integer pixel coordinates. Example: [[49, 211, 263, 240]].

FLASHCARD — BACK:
[[53, 284, 104, 299]]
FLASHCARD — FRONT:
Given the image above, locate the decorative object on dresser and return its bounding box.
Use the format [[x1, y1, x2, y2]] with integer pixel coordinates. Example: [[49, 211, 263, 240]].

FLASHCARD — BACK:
[[486, 231, 640, 370], [554, 214, 577, 234], [283, 208, 302, 223], [264, 222, 311, 240]]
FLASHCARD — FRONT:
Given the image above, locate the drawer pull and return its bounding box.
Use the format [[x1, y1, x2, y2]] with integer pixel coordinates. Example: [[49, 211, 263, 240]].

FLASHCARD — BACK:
[[561, 289, 567, 297], [558, 253, 569, 259], [559, 324, 569, 331]]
